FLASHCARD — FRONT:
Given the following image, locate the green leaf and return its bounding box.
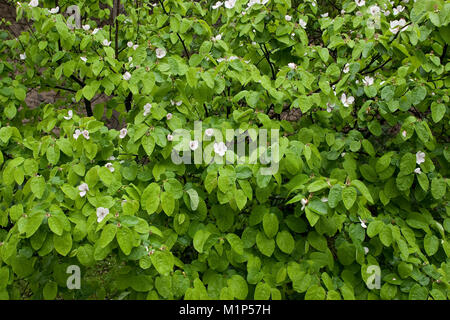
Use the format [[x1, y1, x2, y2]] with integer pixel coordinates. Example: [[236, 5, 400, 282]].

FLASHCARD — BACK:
[[307, 200, 328, 215], [424, 234, 439, 256], [193, 229, 211, 253], [116, 226, 133, 255], [150, 251, 174, 276], [276, 230, 295, 254], [48, 216, 63, 236], [256, 231, 275, 257], [99, 224, 117, 248], [263, 213, 279, 238], [23, 213, 44, 238], [53, 232, 72, 256], [204, 171, 217, 193], [254, 282, 271, 300], [399, 153, 416, 175], [142, 135, 155, 156], [98, 166, 114, 186], [367, 221, 384, 237], [431, 103, 446, 123], [143, 183, 161, 214], [43, 281, 58, 300], [409, 285, 428, 300], [431, 177, 446, 199], [186, 188, 199, 211], [305, 285, 326, 300], [342, 186, 357, 209], [226, 233, 244, 255], [308, 180, 329, 192], [234, 189, 247, 211], [161, 192, 175, 216], [350, 180, 374, 203], [227, 275, 248, 300], [328, 185, 342, 208]]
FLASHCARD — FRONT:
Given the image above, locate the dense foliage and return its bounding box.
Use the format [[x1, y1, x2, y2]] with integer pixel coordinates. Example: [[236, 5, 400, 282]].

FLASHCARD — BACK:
[[0, 0, 449, 300]]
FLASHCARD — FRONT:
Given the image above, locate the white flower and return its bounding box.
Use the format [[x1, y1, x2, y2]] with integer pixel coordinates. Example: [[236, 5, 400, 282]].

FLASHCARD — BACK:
[[212, 1, 223, 9], [364, 247, 369, 254], [189, 140, 199, 151], [402, 130, 407, 137], [224, 0, 236, 9], [300, 198, 308, 210], [108, 156, 116, 161], [416, 151, 425, 165], [105, 162, 114, 172], [128, 57, 133, 63], [166, 113, 173, 120], [167, 134, 174, 141], [78, 183, 89, 197], [64, 110, 73, 120], [288, 62, 297, 70], [127, 41, 133, 48], [92, 28, 100, 34], [359, 217, 367, 229], [341, 152, 346, 157], [321, 197, 328, 203], [211, 34, 222, 42], [343, 63, 350, 73], [102, 39, 111, 46], [205, 128, 214, 137], [96, 207, 110, 223], [362, 76, 374, 86], [321, 13, 329, 18], [156, 47, 166, 59], [170, 100, 182, 106], [82, 130, 90, 140], [326, 102, 335, 112], [341, 93, 355, 107], [369, 5, 380, 16], [143, 103, 152, 116], [20, 53, 26, 60], [123, 72, 131, 81], [73, 129, 82, 140], [384, 10, 390, 16], [82, 24, 90, 31], [390, 19, 407, 34], [119, 128, 127, 139], [228, 56, 239, 61], [29, 0, 38, 7], [49, 6, 59, 14], [393, 5, 404, 16], [355, 0, 365, 6], [80, 56, 87, 62], [214, 141, 228, 156], [299, 18, 307, 29], [217, 58, 225, 63], [132, 44, 138, 50], [285, 15, 292, 21], [414, 167, 421, 174]]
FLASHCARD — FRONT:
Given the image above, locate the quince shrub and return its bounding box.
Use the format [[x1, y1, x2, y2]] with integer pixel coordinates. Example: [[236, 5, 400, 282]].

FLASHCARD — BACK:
[[0, 0, 449, 300]]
